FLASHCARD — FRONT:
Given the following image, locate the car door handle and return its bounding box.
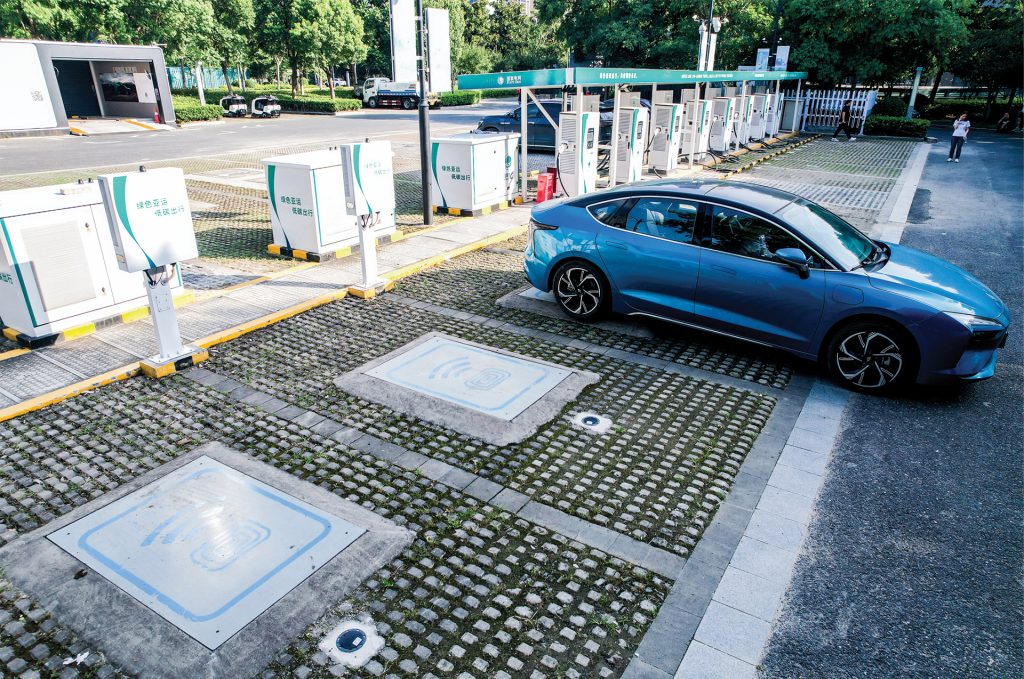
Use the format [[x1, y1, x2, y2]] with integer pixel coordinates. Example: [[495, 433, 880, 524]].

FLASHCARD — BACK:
[[604, 240, 627, 250], [710, 264, 736, 275]]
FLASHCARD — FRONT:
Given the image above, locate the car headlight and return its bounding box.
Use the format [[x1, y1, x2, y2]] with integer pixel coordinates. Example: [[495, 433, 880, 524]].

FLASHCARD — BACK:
[[944, 312, 1004, 332]]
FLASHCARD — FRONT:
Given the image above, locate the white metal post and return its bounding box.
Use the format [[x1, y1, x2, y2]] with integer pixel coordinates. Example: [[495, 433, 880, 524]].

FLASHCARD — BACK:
[[794, 79, 803, 132], [707, 32, 718, 70], [609, 86, 621, 186], [773, 79, 781, 137], [145, 266, 185, 361], [739, 80, 748, 146], [697, 24, 708, 70], [688, 85, 701, 170], [357, 218, 385, 289], [520, 87, 528, 202]]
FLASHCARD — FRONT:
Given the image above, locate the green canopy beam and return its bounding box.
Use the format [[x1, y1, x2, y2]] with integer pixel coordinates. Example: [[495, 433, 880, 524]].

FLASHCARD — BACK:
[[457, 67, 808, 90]]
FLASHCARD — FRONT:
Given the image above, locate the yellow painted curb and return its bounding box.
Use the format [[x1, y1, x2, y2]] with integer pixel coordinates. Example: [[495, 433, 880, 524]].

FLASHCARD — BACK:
[[140, 348, 210, 378], [0, 348, 30, 362], [69, 127, 88, 136], [194, 289, 350, 350], [0, 363, 140, 424], [2, 327, 19, 342], [60, 323, 96, 341], [383, 224, 529, 284], [121, 118, 157, 131]]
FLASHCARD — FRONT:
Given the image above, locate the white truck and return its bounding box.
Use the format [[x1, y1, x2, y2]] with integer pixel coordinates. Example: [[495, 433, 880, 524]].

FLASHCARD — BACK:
[[356, 77, 439, 110]]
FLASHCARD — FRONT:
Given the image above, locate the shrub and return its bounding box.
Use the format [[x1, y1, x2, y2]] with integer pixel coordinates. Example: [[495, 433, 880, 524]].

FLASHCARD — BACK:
[[170, 88, 362, 114], [863, 115, 929, 137], [440, 90, 481, 106], [173, 99, 224, 123], [919, 97, 1018, 121], [870, 97, 906, 117], [481, 88, 519, 98]]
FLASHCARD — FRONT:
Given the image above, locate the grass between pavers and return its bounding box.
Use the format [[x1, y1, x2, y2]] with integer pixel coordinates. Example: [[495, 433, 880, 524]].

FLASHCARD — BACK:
[[394, 237, 793, 389], [205, 295, 777, 557], [0, 580, 125, 678], [0, 377, 668, 678]]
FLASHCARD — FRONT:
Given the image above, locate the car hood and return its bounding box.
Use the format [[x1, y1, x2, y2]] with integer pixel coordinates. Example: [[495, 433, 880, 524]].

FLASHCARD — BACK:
[[867, 243, 1008, 321]]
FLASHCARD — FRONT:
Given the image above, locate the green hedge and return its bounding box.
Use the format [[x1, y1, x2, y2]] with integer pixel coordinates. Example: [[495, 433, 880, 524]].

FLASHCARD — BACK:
[[440, 90, 481, 106], [172, 96, 224, 123], [480, 88, 519, 98], [870, 97, 907, 117], [863, 115, 929, 137], [922, 97, 1001, 120], [171, 88, 361, 114]]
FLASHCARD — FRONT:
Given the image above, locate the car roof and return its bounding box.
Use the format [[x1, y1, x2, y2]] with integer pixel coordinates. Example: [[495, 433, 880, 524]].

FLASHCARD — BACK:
[[571, 179, 799, 214]]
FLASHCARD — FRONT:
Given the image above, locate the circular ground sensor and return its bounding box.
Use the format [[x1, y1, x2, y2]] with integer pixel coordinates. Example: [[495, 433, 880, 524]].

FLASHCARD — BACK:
[[319, 619, 384, 667], [572, 412, 612, 434], [336, 628, 367, 653]]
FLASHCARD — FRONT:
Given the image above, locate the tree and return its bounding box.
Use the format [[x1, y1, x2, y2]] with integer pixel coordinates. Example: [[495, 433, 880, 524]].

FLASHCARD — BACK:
[[353, 0, 391, 79], [0, 0, 63, 39], [254, 0, 303, 94], [949, 0, 1023, 116], [211, 0, 255, 94], [292, 0, 365, 97]]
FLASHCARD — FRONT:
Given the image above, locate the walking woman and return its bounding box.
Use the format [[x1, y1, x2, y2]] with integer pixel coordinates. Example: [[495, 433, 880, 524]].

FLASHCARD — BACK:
[[948, 113, 970, 163]]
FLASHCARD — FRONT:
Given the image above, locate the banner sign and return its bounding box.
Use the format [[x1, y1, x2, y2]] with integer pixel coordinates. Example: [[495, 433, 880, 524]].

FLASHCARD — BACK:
[[426, 8, 452, 93], [457, 68, 808, 90], [389, 0, 417, 83], [774, 46, 791, 71], [755, 48, 770, 71]]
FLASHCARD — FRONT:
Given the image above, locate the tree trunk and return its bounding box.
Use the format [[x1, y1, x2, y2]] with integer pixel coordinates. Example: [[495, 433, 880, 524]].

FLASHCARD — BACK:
[[928, 68, 943, 103], [291, 63, 298, 97], [329, 67, 337, 99], [222, 64, 234, 95], [1006, 87, 1017, 105], [238, 63, 246, 92], [276, 59, 282, 90]]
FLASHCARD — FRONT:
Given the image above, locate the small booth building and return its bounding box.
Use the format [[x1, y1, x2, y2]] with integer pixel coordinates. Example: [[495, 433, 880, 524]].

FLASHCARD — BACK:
[[0, 39, 175, 137]]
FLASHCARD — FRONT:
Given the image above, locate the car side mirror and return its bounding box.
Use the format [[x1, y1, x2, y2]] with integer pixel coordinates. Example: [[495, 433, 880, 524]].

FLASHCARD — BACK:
[[775, 248, 810, 279]]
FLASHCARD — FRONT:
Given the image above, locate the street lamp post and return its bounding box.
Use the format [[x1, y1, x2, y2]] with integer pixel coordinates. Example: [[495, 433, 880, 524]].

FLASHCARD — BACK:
[[416, 0, 433, 225]]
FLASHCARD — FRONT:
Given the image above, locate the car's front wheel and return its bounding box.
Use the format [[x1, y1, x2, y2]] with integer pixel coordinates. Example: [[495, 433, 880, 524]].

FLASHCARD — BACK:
[[552, 261, 607, 321], [826, 321, 916, 393]]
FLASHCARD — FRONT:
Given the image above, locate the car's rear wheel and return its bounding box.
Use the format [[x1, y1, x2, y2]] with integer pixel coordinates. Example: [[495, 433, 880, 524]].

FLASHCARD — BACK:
[[553, 261, 607, 321], [402, 97, 416, 110], [826, 321, 916, 394], [367, 97, 378, 108]]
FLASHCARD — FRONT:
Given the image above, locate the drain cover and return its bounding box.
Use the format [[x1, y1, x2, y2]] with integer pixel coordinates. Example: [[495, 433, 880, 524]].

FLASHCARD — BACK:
[[572, 412, 612, 434], [319, 618, 385, 667]]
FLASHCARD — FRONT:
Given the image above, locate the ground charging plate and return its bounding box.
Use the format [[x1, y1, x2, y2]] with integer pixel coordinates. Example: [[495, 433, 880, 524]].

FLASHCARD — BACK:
[[49, 456, 364, 650], [336, 332, 600, 446]]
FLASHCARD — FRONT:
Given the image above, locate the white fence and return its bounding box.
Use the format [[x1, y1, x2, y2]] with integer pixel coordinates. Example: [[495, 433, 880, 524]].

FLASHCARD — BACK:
[[783, 89, 878, 134]]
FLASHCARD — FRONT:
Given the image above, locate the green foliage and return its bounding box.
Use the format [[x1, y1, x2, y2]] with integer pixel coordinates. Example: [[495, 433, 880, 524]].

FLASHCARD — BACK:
[[458, 42, 495, 75], [352, 0, 390, 77], [440, 90, 480, 106], [870, 97, 907, 117], [291, 0, 365, 97], [480, 88, 519, 98], [948, 2, 1023, 92], [922, 97, 1021, 121], [780, 0, 969, 86], [171, 96, 225, 122], [863, 115, 930, 137]]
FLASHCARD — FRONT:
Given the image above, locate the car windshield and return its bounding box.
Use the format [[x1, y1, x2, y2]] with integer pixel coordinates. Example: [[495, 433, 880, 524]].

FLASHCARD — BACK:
[[778, 199, 876, 270]]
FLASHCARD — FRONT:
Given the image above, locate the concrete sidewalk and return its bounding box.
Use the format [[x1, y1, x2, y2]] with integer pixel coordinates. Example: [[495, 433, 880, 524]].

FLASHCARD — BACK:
[[0, 206, 530, 417]]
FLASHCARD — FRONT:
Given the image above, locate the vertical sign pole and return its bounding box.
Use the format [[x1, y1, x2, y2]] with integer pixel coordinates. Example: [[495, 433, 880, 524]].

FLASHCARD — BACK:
[[417, 0, 433, 225], [520, 87, 528, 203], [794, 78, 803, 132], [906, 66, 923, 120], [145, 266, 185, 360], [610, 86, 620, 186]]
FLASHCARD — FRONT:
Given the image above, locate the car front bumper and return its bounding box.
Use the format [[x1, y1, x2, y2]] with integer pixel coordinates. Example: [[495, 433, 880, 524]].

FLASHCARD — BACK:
[[916, 312, 1008, 384]]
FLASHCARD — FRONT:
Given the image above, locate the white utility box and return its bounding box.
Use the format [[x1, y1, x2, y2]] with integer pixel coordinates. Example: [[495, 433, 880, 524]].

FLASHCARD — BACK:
[[650, 104, 684, 172], [0, 181, 183, 343], [262, 149, 395, 256], [710, 97, 737, 152], [340, 140, 397, 218], [745, 94, 767, 141], [556, 112, 599, 197], [680, 98, 713, 160], [614, 106, 649, 184], [430, 133, 520, 212]]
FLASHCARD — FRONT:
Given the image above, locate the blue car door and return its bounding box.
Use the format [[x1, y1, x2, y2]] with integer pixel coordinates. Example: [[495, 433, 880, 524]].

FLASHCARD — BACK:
[[594, 196, 702, 320], [694, 204, 826, 352]]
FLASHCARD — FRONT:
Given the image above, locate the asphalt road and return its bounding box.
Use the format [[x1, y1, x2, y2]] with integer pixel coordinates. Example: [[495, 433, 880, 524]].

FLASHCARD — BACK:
[[761, 128, 1023, 677], [0, 99, 519, 175]]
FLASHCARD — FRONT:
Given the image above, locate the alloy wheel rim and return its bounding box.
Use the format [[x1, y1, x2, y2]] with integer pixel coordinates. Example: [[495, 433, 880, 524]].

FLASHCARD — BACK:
[[556, 267, 602, 316], [836, 330, 903, 388]]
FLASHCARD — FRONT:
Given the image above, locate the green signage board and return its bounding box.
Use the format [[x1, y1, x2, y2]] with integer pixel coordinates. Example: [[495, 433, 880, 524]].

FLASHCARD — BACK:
[[457, 69, 569, 90], [457, 67, 807, 90]]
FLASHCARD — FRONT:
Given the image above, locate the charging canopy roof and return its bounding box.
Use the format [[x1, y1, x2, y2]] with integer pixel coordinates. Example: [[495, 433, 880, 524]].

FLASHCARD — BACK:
[[457, 68, 808, 90]]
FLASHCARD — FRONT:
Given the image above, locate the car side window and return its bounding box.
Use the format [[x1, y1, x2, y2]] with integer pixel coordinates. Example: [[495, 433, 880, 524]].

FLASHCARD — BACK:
[[588, 199, 627, 225], [618, 198, 698, 245], [704, 205, 820, 265]]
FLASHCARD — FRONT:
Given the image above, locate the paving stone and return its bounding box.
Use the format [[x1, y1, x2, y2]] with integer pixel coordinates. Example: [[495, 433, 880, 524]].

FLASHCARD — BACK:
[[674, 640, 756, 679], [693, 601, 772, 665]]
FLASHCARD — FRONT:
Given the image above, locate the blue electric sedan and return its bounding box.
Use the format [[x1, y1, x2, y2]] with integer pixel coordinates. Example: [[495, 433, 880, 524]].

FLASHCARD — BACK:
[[524, 180, 1010, 393]]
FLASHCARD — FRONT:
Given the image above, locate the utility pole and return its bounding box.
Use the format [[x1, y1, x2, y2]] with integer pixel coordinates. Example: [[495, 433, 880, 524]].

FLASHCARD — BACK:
[[417, 0, 433, 225]]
